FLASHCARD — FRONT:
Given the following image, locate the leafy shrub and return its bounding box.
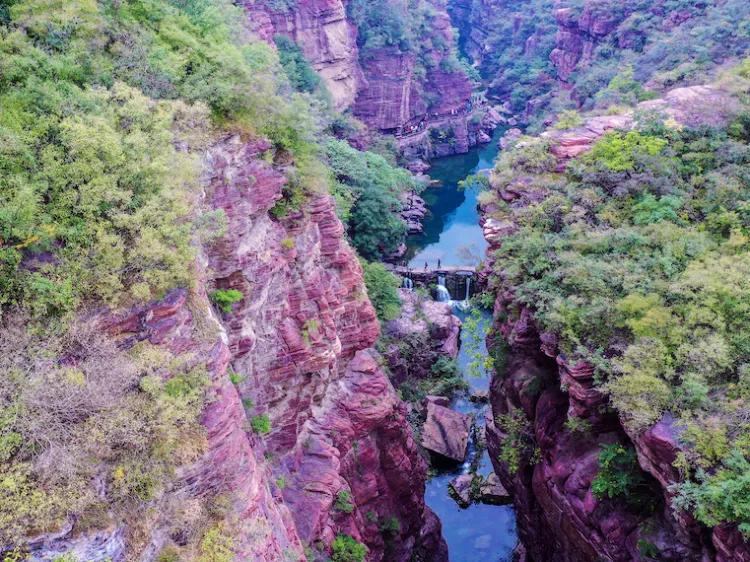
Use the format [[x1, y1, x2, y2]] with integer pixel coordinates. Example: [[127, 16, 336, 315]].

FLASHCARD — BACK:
[[274, 34, 321, 93], [210, 289, 244, 313], [361, 260, 401, 322], [495, 408, 535, 475], [430, 356, 459, 379], [673, 450, 750, 536], [584, 131, 668, 173], [198, 525, 234, 562], [379, 516, 401, 536], [251, 414, 272, 435], [564, 416, 592, 435], [330, 534, 368, 562], [334, 490, 355, 514], [554, 110, 584, 130], [592, 443, 655, 512]]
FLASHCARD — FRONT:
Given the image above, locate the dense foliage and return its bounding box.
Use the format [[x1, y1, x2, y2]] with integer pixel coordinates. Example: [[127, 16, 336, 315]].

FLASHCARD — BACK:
[[0, 0, 324, 321], [274, 34, 321, 94], [455, 0, 557, 112], [486, 65, 750, 532], [463, 0, 750, 126], [326, 139, 414, 259], [361, 260, 402, 322]]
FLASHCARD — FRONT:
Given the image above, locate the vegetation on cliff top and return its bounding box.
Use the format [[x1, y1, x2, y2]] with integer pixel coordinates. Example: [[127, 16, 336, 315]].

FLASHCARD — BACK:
[[486, 64, 750, 533], [0, 0, 416, 555], [464, 0, 750, 127], [0, 0, 323, 322]]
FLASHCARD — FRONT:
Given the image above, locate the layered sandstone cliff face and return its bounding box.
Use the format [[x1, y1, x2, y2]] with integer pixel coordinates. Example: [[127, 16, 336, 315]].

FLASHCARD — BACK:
[[27, 135, 446, 562], [351, 5, 472, 132], [239, 0, 362, 111], [244, 0, 483, 156], [202, 135, 446, 561], [480, 85, 750, 562]]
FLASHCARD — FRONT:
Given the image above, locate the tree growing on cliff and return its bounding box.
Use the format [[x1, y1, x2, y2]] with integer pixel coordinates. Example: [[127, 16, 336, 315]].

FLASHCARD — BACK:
[[361, 260, 401, 322], [274, 34, 321, 94], [325, 140, 413, 259]]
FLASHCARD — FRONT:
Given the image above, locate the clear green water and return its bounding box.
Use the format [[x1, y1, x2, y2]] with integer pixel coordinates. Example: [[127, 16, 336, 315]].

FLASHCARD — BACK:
[[406, 127, 504, 269], [414, 131, 519, 560]]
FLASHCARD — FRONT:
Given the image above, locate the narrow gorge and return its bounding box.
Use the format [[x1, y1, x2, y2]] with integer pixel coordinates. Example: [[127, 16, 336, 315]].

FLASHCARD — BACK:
[[2, 1, 750, 562]]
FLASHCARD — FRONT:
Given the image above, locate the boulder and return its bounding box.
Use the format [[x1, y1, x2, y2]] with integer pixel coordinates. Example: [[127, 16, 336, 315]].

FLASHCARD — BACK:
[[449, 474, 473, 508], [421, 402, 471, 462], [425, 395, 451, 408], [499, 128, 523, 150], [469, 389, 489, 403], [478, 473, 511, 505]]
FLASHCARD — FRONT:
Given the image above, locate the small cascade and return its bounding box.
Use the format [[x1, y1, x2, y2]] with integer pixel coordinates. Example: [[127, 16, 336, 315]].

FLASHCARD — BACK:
[[435, 284, 452, 303], [464, 276, 472, 303], [435, 274, 451, 302], [402, 277, 414, 290]]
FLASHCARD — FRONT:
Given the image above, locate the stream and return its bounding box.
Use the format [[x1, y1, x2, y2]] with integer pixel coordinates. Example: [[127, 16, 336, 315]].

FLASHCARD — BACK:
[[406, 128, 518, 561]]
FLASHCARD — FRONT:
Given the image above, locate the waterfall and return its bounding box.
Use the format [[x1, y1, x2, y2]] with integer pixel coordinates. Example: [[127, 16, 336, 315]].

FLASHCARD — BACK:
[[435, 284, 451, 302], [402, 277, 414, 290], [435, 274, 451, 302], [464, 276, 471, 303]]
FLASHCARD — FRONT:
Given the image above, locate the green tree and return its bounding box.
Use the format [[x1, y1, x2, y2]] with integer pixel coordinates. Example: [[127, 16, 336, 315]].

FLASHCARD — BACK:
[[361, 260, 401, 322]]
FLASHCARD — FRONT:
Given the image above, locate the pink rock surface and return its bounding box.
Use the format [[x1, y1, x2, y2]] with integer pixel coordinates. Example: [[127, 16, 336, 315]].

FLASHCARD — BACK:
[[421, 402, 472, 462], [205, 134, 446, 560]]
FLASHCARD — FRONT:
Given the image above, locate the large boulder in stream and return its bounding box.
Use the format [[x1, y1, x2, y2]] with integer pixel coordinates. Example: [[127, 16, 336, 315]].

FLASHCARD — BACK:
[[479, 473, 511, 505], [449, 474, 474, 508], [421, 401, 472, 462]]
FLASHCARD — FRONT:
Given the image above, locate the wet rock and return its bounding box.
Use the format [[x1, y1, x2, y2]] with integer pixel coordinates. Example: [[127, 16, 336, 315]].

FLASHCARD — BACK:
[[421, 402, 472, 462], [449, 474, 473, 508], [407, 159, 431, 174], [469, 389, 489, 403], [426, 395, 451, 408], [386, 290, 462, 362], [478, 473, 510, 505]]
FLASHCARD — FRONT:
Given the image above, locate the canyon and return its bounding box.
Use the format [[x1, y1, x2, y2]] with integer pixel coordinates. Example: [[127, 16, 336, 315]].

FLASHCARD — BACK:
[[242, 0, 500, 159], [4, 1, 750, 561]]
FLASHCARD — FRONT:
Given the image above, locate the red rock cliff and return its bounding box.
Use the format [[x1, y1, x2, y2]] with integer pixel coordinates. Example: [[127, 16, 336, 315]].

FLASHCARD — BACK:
[[239, 0, 362, 111], [480, 85, 750, 562], [203, 135, 447, 561], [244, 0, 482, 157], [27, 134, 448, 562]]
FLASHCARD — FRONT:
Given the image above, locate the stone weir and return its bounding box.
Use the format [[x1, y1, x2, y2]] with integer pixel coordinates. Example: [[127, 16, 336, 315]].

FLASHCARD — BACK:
[[387, 266, 479, 302]]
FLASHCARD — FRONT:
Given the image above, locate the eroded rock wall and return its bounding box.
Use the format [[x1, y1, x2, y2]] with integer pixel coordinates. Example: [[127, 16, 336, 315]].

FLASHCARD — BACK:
[[239, 0, 362, 111], [480, 85, 750, 562], [203, 135, 447, 561], [244, 0, 483, 157], [29, 133, 447, 562]]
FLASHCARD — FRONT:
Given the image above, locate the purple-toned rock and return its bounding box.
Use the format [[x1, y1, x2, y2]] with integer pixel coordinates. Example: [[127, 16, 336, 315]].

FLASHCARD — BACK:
[[421, 402, 472, 462], [449, 474, 473, 507], [479, 473, 510, 505]]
